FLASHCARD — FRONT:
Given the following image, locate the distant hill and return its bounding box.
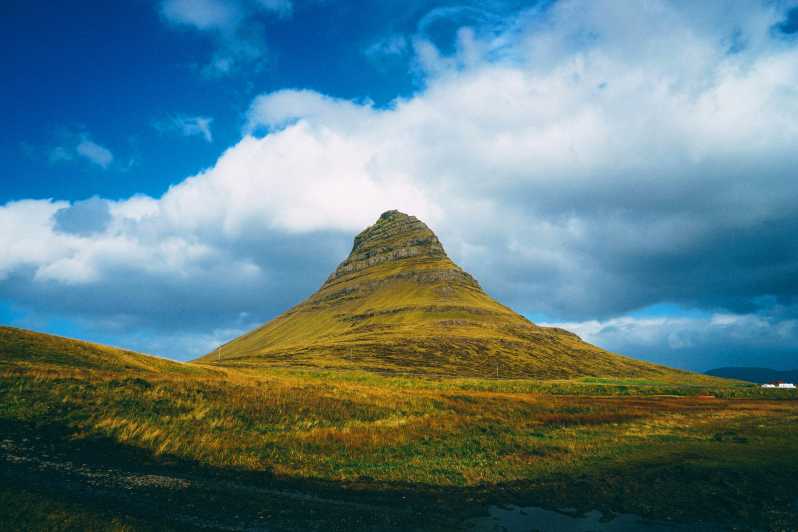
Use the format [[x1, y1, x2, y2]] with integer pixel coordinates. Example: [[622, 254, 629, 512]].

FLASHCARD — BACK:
[[706, 367, 798, 384], [197, 210, 696, 380], [0, 326, 206, 376]]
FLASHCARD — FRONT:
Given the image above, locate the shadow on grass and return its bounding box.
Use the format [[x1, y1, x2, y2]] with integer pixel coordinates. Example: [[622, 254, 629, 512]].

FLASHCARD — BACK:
[[1, 418, 796, 531]]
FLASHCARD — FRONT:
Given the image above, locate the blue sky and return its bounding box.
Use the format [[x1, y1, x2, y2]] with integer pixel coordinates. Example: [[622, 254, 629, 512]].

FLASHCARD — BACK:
[[2, 0, 798, 370], [3, 1, 430, 203]]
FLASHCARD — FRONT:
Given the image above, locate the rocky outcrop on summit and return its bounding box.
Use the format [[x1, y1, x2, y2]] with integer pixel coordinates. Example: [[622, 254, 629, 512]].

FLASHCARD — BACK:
[[198, 210, 682, 379], [319, 210, 480, 301], [323, 210, 475, 287]]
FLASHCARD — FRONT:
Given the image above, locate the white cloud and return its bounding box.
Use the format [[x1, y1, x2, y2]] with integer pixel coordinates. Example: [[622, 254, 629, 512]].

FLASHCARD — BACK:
[[3, 0, 798, 364], [191, 118, 214, 143], [545, 311, 798, 370], [365, 34, 408, 60], [244, 90, 375, 132], [160, 0, 239, 30], [48, 146, 74, 163], [0, 195, 265, 288], [76, 139, 114, 168], [158, 0, 293, 77], [158, 125, 437, 234], [47, 135, 114, 169], [547, 316, 702, 350], [0, 200, 69, 281], [156, 115, 214, 142]]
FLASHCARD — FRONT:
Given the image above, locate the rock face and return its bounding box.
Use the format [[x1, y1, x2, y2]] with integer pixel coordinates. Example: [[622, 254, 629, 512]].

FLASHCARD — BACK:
[[318, 210, 481, 305], [325, 210, 449, 282], [198, 210, 677, 379]]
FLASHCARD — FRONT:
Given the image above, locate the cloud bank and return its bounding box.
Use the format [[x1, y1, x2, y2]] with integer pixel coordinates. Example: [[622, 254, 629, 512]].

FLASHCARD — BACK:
[[3, 0, 798, 367], [547, 308, 798, 370]]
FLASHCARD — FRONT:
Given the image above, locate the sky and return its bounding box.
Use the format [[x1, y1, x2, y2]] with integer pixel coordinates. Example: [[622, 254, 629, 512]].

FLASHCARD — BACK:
[[2, 0, 798, 371]]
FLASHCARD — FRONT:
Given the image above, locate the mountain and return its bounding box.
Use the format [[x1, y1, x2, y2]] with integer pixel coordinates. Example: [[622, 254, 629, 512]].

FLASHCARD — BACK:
[[197, 210, 687, 379], [706, 367, 798, 384]]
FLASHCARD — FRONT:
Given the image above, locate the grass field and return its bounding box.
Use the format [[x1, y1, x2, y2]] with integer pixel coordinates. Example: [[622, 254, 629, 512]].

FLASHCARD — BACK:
[[2, 326, 797, 530]]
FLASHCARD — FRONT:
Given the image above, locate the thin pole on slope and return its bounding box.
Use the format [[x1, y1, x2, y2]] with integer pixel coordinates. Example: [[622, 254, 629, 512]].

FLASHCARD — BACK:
[[496, 362, 499, 379]]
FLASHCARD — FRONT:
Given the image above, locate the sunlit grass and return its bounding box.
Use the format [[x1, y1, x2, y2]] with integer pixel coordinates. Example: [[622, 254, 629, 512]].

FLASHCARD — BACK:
[[2, 325, 797, 528], [2, 328, 795, 486]]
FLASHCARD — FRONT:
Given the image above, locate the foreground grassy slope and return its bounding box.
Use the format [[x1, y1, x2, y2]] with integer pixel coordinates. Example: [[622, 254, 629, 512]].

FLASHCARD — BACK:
[[3, 326, 797, 530], [198, 211, 688, 380]]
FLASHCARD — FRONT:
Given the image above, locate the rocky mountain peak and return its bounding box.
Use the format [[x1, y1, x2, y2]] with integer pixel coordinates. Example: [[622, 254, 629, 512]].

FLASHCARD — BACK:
[[351, 210, 445, 256], [323, 210, 450, 285]]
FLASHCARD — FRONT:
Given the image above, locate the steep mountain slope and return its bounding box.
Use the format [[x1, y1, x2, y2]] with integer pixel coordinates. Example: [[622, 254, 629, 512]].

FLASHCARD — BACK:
[[198, 210, 685, 379]]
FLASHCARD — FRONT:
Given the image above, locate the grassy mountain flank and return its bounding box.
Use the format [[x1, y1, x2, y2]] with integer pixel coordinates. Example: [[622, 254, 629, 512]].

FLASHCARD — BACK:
[[197, 210, 684, 379]]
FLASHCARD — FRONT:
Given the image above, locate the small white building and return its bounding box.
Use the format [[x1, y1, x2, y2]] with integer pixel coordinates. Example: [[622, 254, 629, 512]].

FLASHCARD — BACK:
[[761, 382, 796, 389]]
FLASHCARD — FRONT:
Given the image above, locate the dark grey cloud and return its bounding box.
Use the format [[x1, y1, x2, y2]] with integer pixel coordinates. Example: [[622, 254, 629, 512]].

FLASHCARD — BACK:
[[468, 194, 798, 322]]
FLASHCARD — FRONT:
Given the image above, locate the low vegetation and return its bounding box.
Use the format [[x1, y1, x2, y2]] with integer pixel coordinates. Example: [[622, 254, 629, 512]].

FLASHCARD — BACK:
[[2, 326, 797, 530], [0, 487, 159, 532]]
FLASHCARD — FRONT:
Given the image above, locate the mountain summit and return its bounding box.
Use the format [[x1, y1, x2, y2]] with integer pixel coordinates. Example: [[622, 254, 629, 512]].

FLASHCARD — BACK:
[[323, 209, 455, 286], [199, 210, 676, 378]]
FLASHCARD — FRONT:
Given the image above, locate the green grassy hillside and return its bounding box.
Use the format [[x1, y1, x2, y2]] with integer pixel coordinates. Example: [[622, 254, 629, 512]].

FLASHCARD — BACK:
[[197, 211, 686, 380]]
